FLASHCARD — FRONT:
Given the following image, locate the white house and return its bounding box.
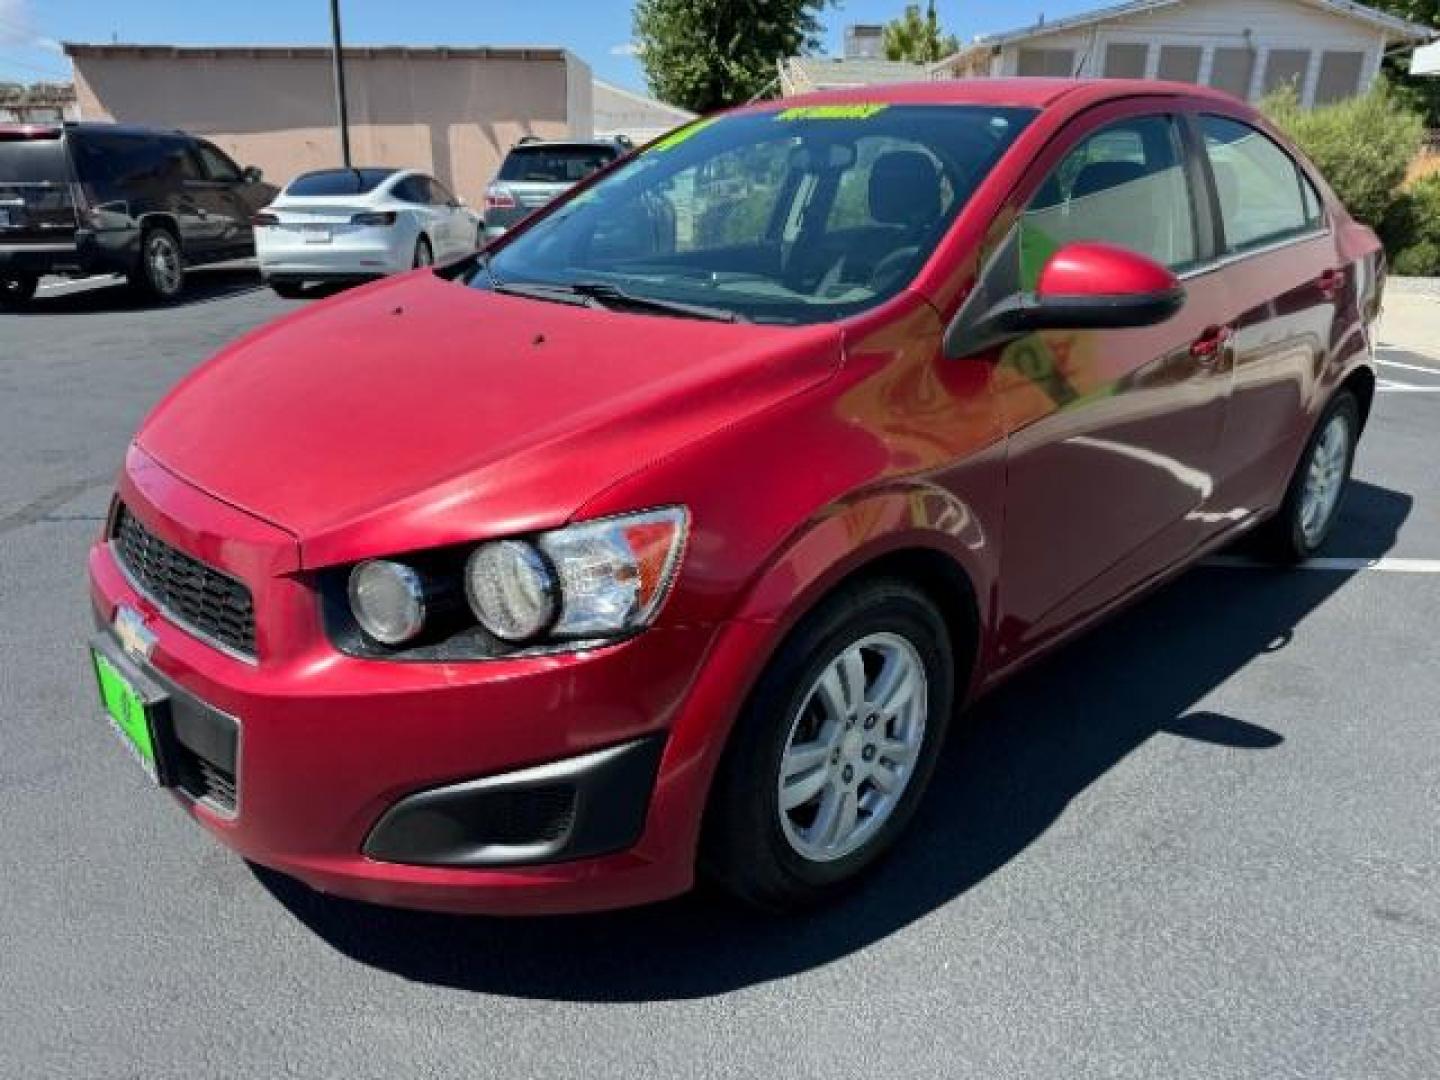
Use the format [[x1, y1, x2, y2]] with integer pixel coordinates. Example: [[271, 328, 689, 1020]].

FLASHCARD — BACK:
[[934, 0, 1434, 106]]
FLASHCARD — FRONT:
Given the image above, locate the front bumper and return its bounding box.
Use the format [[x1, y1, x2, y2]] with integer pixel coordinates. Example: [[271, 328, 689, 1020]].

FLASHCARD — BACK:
[[85, 453, 765, 915]]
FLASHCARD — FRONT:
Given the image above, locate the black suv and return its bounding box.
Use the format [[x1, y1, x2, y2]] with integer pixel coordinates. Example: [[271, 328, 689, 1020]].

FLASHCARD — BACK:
[[0, 122, 277, 308]]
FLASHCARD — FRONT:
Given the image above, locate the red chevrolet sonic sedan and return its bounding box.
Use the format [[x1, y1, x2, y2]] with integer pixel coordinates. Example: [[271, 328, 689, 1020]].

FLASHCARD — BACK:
[[87, 79, 1381, 914]]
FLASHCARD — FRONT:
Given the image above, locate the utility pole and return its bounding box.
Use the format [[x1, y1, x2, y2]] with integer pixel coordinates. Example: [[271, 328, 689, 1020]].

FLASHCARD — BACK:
[[329, 0, 352, 167]]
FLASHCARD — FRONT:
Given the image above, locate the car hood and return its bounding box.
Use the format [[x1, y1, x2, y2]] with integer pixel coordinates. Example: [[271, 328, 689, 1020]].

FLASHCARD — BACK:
[[137, 272, 841, 568]]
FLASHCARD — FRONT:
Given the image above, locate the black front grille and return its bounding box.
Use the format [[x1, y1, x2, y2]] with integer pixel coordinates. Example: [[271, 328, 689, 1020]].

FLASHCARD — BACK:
[[112, 504, 257, 659]]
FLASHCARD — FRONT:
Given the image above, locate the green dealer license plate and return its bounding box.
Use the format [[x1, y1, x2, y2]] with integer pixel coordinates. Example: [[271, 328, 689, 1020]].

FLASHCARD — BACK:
[[90, 633, 169, 785]]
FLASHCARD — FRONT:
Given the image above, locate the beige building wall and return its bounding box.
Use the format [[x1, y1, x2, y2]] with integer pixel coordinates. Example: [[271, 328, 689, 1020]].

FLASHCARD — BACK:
[[68, 46, 594, 205]]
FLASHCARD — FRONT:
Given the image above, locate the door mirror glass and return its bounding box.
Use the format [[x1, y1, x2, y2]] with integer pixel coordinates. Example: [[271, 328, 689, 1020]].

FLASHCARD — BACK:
[[945, 241, 1183, 358]]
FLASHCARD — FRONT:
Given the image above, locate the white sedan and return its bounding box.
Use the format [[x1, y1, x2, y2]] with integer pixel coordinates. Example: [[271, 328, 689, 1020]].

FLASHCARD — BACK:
[[254, 168, 484, 297]]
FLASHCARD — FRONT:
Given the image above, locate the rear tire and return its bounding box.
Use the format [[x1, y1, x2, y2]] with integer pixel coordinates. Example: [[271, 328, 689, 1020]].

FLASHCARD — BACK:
[[128, 226, 185, 302], [413, 236, 434, 269], [702, 578, 955, 911], [0, 272, 38, 309], [1257, 389, 1360, 563], [269, 281, 306, 299]]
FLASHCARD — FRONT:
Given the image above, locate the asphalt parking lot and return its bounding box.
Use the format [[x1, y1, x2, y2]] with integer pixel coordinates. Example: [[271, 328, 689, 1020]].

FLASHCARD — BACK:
[[2, 269, 1438, 1078]]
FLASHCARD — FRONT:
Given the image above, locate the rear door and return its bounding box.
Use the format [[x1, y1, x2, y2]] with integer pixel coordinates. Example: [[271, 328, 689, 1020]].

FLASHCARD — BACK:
[[0, 129, 79, 244], [1190, 113, 1341, 514], [987, 103, 1235, 663]]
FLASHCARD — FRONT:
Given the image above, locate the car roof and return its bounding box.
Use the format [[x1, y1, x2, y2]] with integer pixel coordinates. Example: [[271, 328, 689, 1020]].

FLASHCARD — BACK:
[[0, 121, 200, 138], [740, 77, 1243, 114], [507, 138, 624, 151]]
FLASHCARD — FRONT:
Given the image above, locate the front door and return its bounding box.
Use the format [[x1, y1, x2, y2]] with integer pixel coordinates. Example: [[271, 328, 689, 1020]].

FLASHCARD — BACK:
[[987, 106, 1233, 665]]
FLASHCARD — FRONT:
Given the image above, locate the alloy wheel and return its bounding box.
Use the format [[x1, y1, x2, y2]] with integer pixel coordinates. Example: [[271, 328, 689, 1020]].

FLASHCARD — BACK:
[[1299, 411, 1351, 546], [146, 233, 182, 296], [777, 632, 928, 862]]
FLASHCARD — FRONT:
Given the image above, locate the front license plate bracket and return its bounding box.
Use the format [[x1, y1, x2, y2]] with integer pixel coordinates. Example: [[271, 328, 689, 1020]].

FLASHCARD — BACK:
[[89, 632, 179, 787]]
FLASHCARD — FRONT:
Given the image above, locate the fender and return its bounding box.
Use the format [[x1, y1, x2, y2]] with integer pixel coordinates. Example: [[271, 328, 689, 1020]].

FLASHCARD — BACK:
[[633, 480, 1000, 884]]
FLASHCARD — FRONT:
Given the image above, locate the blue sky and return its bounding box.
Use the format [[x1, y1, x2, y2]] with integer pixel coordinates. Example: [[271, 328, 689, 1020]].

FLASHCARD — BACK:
[[0, 0, 1099, 90]]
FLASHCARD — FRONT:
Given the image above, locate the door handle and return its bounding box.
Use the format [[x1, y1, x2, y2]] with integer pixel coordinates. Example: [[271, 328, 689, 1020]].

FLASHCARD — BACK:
[[1318, 267, 1346, 299], [1190, 325, 1233, 362]]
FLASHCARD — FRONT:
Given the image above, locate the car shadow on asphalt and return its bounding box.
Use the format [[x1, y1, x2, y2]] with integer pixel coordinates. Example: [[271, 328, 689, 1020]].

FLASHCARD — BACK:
[[253, 479, 1411, 1001], [10, 266, 267, 314]]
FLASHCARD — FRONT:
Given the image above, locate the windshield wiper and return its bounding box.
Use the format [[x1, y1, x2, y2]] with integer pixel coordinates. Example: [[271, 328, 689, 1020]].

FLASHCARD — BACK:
[[490, 279, 597, 308], [568, 281, 747, 323], [488, 278, 746, 323]]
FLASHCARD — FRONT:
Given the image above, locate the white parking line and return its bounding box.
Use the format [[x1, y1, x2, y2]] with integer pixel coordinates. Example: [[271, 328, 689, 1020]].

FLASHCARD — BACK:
[[1377, 381, 1440, 394], [1377, 357, 1440, 376], [1203, 555, 1440, 573]]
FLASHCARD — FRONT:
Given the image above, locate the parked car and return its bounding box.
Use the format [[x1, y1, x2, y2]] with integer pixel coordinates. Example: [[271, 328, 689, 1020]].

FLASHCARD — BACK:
[[0, 122, 275, 308], [87, 79, 1381, 915], [254, 167, 484, 297], [483, 136, 629, 239]]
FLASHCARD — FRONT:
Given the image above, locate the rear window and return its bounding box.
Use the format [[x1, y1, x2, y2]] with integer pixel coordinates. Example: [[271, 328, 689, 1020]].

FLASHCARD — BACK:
[[286, 168, 395, 196], [0, 135, 69, 184], [497, 146, 617, 183]]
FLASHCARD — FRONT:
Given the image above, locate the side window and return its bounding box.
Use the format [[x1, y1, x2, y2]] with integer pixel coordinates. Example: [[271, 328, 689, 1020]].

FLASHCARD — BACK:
[[1200, 116, 1315, 252], [70, 133, 172, 202], [161, 140, 203, 184], [195, 141, 241, 183], [1018, 115, 1197, 287], [392, 176, 424, 204]]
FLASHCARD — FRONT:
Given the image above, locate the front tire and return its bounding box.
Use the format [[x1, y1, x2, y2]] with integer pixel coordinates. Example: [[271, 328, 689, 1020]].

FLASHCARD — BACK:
[[702, 579, 955, 911], [129, 227, 185, 302], [1259, 389, 1360, 562], [413, 236, 434, 269], [0, 271, 38, 309], [269, 280, 306, 299]]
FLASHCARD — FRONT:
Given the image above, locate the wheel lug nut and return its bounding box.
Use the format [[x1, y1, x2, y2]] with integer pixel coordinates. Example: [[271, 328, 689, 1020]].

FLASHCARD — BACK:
[[862, 745, 876, 762], [864, 714, 877, 729], [842, 764, 854, 783]]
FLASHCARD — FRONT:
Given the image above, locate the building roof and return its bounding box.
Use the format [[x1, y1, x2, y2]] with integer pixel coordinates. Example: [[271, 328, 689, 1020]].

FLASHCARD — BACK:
[[751, 75, 1246, 114], [934, 0, 1433, 69], [63, 42, 574, 62], [779, 56, 935, 95], [592, 79, 695, 124]]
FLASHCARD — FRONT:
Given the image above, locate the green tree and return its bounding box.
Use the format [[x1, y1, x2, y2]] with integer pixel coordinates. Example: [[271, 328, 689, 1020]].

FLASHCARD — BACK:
[[1365, 0, 1440, 123], [882, 2, 960, 64], [634, 0, 833, 114]]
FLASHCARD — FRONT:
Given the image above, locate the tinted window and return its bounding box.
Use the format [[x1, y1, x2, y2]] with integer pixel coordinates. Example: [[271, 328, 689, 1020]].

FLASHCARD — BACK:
[[195, 141, 241, 182], [162, 140, 203, 183], [476, 105, 1034, 325], [69, 132, 175, 202], [1019, 115, 1197, 287], [286, 168, 396, 196], [0, 134, 69, 183], [391, 176, 425, 203], [1200, 116, 1315, 251], [498, 145, 617, 183]]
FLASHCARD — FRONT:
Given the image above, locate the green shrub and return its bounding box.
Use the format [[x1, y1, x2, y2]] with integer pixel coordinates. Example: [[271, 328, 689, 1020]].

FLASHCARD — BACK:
[[1382, 173, 1440, 276], [1261, 84, 1424, 233]]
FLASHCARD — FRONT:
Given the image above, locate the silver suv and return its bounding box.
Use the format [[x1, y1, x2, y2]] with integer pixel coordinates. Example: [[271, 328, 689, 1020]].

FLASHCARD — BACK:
[[483, 137, 629, 239]]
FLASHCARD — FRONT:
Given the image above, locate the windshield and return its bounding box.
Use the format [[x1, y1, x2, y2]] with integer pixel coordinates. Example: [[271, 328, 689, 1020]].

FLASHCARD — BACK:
[[0, 135, 69, 184], [472, 105, 1034, 325], [498, 145, 617, 184]]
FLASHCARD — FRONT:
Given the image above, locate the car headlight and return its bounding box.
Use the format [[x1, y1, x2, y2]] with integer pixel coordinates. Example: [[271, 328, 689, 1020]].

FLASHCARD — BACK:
[[348, 559, 427, 645], [467, 507, 688, 644], [465, 540, 559, 642]]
